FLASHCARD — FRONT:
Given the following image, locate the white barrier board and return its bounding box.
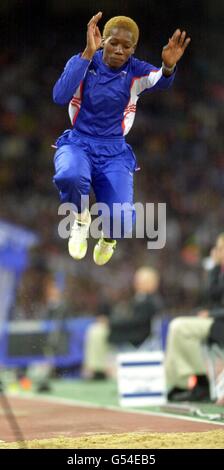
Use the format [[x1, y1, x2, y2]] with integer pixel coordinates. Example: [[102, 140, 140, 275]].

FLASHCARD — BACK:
[[117, 351, 166, 407]]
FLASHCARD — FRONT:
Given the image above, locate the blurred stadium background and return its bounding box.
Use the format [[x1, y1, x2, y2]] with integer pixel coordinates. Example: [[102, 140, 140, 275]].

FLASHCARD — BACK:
[[0, 0, 224, 444]]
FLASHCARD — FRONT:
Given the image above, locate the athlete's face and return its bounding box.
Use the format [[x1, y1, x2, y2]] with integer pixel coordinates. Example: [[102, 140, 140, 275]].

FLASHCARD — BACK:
[[102, 27, 135, 69]]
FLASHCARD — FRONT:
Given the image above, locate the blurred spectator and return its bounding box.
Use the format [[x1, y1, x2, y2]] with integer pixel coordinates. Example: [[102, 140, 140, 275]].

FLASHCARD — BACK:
[[83, 266, 164, 379], [165, 233, 224, 402], [109, 267, 164, 347]]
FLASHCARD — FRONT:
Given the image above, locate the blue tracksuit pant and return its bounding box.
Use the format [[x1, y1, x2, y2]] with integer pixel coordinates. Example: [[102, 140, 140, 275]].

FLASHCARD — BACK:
[[53, 129, 137, 238]]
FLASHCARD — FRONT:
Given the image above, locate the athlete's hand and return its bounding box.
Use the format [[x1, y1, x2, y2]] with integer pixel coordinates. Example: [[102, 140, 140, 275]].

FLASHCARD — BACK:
[[162, 29, 191, 69], [82, 12, 103, 60]]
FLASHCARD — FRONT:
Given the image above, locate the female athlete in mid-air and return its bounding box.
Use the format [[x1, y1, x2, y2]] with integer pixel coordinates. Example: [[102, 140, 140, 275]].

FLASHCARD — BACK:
[[53, 12, 190, 265]]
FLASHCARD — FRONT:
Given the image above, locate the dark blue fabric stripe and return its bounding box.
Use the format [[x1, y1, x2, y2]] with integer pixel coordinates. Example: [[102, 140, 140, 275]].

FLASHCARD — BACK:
[[121, 392, 163, 398], [120, 361, 162, 367]]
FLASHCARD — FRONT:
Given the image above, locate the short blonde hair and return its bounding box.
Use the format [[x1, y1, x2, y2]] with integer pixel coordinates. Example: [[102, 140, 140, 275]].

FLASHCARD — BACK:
[[103, 16, 139, 45]]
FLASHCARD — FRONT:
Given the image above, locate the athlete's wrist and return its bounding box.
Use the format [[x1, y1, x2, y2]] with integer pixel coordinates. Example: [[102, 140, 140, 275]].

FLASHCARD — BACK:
[[81, 48, 95, 60], [162, 61, 176, 76]]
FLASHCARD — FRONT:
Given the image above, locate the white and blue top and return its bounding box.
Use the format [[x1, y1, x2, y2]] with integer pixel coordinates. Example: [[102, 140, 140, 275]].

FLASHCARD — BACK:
[[53, 49, 175, 138]]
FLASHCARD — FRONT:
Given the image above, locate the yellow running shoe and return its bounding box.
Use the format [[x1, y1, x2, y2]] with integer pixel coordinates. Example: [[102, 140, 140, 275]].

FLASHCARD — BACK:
[[68, 211, 91, 260], [93, 236, 117, 265]]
